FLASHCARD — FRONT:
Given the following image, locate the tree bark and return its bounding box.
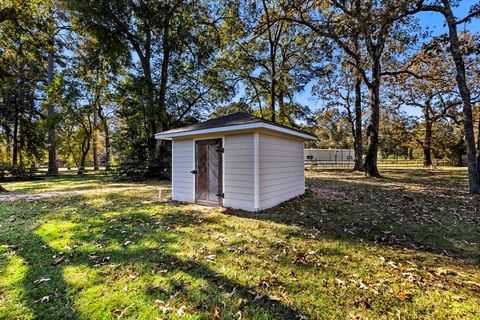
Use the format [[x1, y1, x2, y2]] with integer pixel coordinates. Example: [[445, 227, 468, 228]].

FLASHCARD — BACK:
[[78, 138, 91, 175], [46, 49, 58, 176], [423, 121, 433, 167], [104, 126, 111, 169], [363, 60, 381, 177], [477, 118, 480, 179], [12, 98, 18, 168], [278, 89, 285, 122], [353, 74, 363, 171], [269, 70, 276, 123], [352, 27, 363, 171], [97, 106, 110, 170], [92, 99, 99, 171], [143, 59, 157, 163]]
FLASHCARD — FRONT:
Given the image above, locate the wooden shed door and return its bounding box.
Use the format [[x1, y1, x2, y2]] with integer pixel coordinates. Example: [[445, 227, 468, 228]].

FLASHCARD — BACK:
[[195, 139, 223, 205]]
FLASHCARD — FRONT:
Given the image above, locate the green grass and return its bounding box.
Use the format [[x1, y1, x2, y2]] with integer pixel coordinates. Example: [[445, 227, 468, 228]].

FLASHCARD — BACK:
[[0, 169, 479, 319]]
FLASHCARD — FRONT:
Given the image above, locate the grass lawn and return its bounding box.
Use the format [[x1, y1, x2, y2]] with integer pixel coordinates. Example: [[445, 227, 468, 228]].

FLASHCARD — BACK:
[[0, 169, 479, 319]]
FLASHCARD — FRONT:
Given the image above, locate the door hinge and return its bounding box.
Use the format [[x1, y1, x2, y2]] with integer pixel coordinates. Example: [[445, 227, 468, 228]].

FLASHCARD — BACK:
[[190, 170, 198, 174], [216, 148, 224, 153], [216, 193, 224, 198]]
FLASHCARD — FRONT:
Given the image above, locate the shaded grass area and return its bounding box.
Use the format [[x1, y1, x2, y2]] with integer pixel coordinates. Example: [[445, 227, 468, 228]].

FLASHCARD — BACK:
[[0, 169, 479, 319]]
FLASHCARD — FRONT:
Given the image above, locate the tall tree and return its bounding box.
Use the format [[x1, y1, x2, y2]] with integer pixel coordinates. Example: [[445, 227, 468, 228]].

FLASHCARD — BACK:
[[46, 37, 58, 175], [71, 0, 226, 177], [418, 0, 480, 193], [280, 0, 422, 176], [378, 107, 412, 160], [315, 48, 366, 170], [45, 1, 68, 176], [0, 0, 51, 190], [219, 1, 318, 124], [388, 37, 470, 167], [260, 0, 283, 122]]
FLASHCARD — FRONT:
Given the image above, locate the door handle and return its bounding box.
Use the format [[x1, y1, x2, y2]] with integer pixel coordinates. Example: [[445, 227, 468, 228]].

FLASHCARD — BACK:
[[190, 170, 197, 174]]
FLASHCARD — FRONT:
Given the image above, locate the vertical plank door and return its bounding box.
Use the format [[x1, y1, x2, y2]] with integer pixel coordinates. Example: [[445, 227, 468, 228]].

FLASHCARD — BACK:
[[195, 139, 222, 205]]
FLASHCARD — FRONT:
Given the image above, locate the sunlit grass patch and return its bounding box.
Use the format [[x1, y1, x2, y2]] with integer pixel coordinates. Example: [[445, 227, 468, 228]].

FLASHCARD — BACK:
[[0, 248, 32, 319], [0, 170, 479, 319]]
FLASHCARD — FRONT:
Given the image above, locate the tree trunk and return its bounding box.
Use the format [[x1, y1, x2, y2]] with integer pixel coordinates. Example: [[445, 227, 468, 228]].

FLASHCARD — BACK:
[[145, 16, 171, 177], [47, 49, 58, 176], [145, 72, 157, 163], [363, 61, 381, 177], [353, 75, 363, 171], [92, 101, 99, 171], [78, 138, 90, 175], [423, 121, 433, 167], [97, 107, 110, 170], [278, 89, 284, 115], [12, 99, 18, 168], [270, 75, 276, 123], [352, 32, 363, 171], [104, 127, 111, 170], [442, 4, 480, 193], [155, 25, 170, 163], [477, 118, 480, 179], [278, 89, 288, 124], [262, 0, 277, 123]]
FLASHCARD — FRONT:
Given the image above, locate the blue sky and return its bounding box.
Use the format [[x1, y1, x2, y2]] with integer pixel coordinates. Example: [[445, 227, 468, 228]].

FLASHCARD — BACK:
[[294, 1, 480, 118]]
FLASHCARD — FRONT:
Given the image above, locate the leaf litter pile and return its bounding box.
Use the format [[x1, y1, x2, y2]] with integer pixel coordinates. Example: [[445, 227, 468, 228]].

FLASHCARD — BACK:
[[0, 170, 479, 319]]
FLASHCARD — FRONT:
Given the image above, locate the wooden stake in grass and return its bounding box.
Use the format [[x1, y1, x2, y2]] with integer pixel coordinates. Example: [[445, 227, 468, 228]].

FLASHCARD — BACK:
[[158, 188, 170, 200]]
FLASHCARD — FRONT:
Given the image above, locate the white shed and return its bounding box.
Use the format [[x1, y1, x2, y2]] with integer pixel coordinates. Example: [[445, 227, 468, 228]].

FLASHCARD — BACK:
[[155, 112, 316, 212]]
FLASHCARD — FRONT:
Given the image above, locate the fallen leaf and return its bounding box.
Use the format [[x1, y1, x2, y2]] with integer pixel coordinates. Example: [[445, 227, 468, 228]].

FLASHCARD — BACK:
[[397, 291, 413, 301], [177, 305, 186, 317], [358, 280, 368, 290], [211, 306, 221, 319], [335, 278, 346, 287], [223, 288, 236, 299], [34, 277, 51, 284], [52, 256, 65, 266]]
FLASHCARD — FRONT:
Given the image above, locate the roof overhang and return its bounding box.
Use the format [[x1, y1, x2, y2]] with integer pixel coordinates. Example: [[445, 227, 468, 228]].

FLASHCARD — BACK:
[[155, 122, 316, 141]]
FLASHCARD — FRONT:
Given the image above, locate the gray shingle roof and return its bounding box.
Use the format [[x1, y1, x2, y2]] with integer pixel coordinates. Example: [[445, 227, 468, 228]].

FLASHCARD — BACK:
[[160, 112, 314, 137]]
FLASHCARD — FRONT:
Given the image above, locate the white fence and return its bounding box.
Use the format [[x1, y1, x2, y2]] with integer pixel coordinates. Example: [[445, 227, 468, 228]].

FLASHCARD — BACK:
[[304, 149, 354, 163], [304, 148, 462, 169]]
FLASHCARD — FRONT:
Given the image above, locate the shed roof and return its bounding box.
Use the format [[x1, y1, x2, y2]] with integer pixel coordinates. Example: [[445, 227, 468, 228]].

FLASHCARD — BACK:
[[155, 112, 316, 140]]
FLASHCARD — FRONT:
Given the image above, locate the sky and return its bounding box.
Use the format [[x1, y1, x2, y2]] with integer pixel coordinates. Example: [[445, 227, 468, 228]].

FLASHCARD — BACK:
[[293, 1, 480, 118]]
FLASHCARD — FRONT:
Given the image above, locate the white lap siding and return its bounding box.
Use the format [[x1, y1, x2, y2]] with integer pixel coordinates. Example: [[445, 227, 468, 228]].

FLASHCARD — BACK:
[[258, 133, 305, 210], [172, 139, 194, 202], [223, 134, 255, 211]]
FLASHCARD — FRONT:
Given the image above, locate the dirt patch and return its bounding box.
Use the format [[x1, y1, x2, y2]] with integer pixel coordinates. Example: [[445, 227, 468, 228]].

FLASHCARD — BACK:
[[0, 190, 99, 202], [310, 187, 349, 201], [0, 187, 146, 203]]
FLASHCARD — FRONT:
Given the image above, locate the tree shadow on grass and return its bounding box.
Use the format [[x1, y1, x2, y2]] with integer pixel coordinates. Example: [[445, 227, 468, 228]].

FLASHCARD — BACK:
[[0, 194, 310, 319], [222, 173, 480, 266], [64, 199, 307, 318], [307, 168, 471, 194], [3, 175, 479, 319], [1, 229, 80, 319]]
